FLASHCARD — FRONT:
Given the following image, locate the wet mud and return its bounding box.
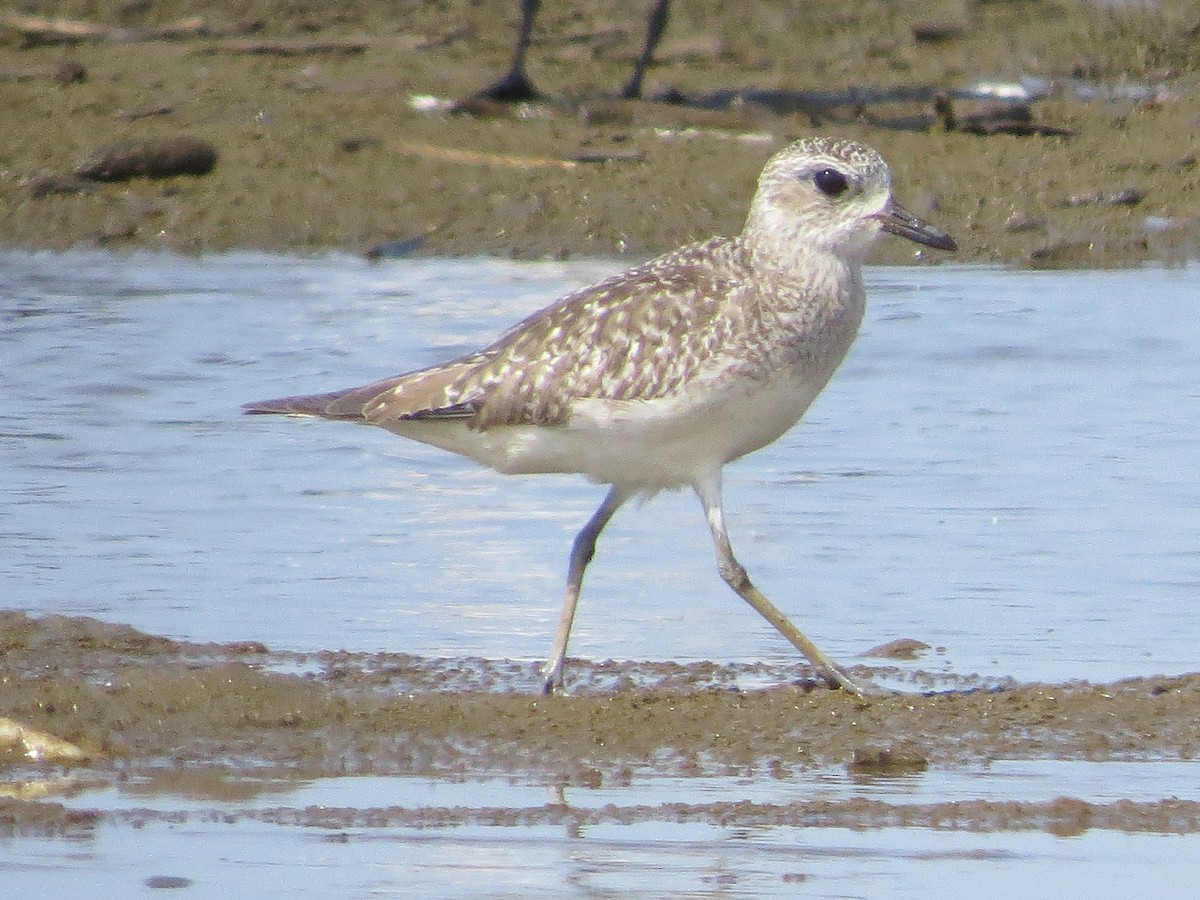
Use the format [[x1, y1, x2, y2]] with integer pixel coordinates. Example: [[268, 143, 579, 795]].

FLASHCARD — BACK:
[[3, 613, 1198, 836], [1, 0, 1198, 265]]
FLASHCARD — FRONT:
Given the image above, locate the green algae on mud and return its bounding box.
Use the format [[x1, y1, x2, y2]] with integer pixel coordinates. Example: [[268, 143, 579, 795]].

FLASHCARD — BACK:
[[1, 0, 1198, 266]]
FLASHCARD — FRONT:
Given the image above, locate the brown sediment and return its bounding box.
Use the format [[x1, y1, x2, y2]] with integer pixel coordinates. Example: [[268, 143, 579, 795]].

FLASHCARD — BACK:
[[7, 795, 1200, 838], [2, 613, 1198, 835], [0, 0, 1197, 265], [1, 612, 1198, 836], [1, 613, 1197, 776]]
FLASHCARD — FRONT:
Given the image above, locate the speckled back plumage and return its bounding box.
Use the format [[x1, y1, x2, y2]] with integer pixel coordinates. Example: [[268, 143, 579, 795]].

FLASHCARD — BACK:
[[368, 237, 747, 428], [259, 137, 901, 435]]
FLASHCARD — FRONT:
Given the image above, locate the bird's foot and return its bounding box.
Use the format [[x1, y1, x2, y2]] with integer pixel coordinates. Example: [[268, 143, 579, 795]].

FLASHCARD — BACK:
[[471, 70, 540, 104], [540, 662, 564, 696], [817, 664, 883, 698]]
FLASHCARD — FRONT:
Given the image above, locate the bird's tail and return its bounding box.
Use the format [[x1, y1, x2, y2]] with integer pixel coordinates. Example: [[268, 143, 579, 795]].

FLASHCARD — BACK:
[[242, 383, 387, 421]]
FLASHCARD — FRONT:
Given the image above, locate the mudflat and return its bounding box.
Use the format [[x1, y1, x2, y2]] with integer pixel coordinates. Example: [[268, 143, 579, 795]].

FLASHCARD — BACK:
[[3, 613, 1200, 835], [1, 0, 1197, 265]]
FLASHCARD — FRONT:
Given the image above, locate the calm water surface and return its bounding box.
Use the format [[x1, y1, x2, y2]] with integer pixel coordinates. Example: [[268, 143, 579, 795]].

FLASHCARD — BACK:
[[2, 251, 1198, 896], [3, 250, 1197, 681]]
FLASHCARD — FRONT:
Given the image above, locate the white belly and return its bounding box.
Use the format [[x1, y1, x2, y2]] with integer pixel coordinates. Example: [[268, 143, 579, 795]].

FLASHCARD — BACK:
[[381, 362, 837, 491]]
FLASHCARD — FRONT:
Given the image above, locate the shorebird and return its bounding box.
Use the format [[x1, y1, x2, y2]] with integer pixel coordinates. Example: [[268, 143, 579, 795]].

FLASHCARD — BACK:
[[244, 136, 956, 695]]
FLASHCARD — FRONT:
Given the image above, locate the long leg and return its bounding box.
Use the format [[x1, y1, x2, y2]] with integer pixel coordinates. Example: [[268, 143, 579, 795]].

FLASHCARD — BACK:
[[621, 0, 671, 100], [693, 475, 867, 696], [475, 0, 542, 102], [542, 484, 629, 694]]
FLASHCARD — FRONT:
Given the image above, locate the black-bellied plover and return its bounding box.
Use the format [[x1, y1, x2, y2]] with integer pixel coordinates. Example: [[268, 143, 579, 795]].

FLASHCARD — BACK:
[[245, 136, 956, 695]]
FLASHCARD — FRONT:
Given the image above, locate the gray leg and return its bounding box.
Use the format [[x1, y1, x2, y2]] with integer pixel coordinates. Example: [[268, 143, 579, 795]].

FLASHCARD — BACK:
[[475, 0, 542, 101], [693, 474, 867, 695], [621, 0, 671, 99], [542, 485, 629, 694]]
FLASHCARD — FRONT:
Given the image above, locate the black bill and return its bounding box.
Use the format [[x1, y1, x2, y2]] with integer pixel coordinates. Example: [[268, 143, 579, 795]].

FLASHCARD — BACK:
[[876, 201, 958, 251]]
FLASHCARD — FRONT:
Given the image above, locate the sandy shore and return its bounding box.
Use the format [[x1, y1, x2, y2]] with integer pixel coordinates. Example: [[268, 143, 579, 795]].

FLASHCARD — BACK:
[[2, 0, 1198, 266]]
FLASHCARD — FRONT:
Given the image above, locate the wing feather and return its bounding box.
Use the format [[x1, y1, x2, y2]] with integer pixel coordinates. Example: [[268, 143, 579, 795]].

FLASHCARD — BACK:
[[246, 237, 753, 430], [443, 237, 748, 428]]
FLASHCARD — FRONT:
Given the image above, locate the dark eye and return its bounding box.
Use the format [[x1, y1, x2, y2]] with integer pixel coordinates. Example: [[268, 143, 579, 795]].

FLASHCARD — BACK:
[[813, 168, 849, 197]]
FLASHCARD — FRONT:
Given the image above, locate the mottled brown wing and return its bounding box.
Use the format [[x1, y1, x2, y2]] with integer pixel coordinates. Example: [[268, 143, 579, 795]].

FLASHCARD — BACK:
[[243, 361, 482, 422], [361, 238, 747, 429]]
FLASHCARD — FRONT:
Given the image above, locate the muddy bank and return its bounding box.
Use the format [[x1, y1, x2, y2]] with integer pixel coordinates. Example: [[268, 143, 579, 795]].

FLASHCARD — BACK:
[[1, 0, 1198, 266], [2, 612, 1198, 836]]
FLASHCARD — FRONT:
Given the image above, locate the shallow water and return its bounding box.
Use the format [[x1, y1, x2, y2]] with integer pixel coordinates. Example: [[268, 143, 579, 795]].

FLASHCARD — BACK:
[[2, 251, 1199, 896], [3, 251, 1197, 681], [8, 761, 1200, 898]]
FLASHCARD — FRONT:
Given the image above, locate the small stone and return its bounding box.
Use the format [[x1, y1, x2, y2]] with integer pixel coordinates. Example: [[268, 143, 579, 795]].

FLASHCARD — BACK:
[[1004, 212, 1048, 233], [144, 875, 193, 889], [75, 137, 218, 182], [862, 638, 932, 660], [53, 59, 87, 84]]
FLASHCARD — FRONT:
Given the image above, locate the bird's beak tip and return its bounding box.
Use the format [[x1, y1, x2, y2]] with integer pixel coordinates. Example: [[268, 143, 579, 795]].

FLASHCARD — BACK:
[[877, 202, 958, 252]]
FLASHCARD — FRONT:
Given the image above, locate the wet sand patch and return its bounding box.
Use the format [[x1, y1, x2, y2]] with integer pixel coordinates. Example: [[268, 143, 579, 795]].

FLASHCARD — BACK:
[[2, 612, 1197, 839]]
